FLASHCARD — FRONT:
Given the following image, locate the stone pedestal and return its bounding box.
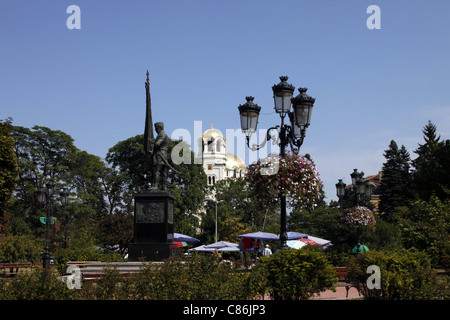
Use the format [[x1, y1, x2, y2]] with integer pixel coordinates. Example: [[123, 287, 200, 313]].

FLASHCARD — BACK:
[[128, 191, 177, 261]]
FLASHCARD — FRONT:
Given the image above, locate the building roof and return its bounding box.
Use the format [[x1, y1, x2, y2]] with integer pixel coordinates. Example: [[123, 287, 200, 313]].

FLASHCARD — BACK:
[[201, 124, 225, 141], [225, 152, 246, 170]]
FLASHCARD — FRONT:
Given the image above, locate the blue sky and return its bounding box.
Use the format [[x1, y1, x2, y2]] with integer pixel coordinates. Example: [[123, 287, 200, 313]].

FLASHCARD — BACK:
[[1, 0, 450, 201]]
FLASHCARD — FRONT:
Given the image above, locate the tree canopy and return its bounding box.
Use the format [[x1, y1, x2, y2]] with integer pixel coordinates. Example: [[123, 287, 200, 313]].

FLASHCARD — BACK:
[[378, 140, 411, 217], [412, 121, 450, 201]]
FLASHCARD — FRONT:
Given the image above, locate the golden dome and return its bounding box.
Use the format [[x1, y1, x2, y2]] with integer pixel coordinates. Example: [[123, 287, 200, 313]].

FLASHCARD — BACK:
[[225, 152, 246, 170], [202, 124, 225, 141]]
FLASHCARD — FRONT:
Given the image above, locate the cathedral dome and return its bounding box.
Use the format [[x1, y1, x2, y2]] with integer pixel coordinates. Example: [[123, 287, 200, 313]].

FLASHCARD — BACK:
[[225, 152, 246, 170], [202, 124, 224, 141]]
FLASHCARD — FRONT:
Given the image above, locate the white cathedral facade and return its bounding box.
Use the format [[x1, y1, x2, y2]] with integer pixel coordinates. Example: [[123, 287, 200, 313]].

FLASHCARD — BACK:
[[199, 125, 247, 186]]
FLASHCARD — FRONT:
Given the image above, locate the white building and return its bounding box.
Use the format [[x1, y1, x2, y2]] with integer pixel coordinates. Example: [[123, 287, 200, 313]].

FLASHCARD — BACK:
[[199, 125, 247, 186]]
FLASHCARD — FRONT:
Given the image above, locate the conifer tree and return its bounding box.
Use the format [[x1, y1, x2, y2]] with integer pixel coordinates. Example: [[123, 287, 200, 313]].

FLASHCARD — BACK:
[[378, 140, 411, 217], [412, 121, 450, 200]]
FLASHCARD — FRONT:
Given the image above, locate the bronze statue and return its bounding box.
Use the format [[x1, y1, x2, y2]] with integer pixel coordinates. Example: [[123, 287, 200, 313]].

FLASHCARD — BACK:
[[144, 71, 169, 190], [128, 71, 177, 262], [151, 122, 169, 190]]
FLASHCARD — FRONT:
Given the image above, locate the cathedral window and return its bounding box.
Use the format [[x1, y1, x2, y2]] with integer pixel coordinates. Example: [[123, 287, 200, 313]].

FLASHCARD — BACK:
[[207, 140, 214, 152]]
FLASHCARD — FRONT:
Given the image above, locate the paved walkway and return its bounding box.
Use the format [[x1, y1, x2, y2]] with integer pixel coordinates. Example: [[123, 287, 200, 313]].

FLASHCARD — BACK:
[[312, 286, 361, 300], [261, 286, 361, 300]]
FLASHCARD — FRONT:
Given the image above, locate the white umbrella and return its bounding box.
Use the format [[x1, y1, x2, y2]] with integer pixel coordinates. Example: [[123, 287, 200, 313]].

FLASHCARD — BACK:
[[285, 231, 309, 240], [307, 236, 332, 247], [204, 241, 239, 249], [217, 246, 241, 252], [236, 232, 278, 241], [188, 245, 216, 253], [286, 240, 307, 249], [174, 232, 200, 243], [188, 244, 241, 253]]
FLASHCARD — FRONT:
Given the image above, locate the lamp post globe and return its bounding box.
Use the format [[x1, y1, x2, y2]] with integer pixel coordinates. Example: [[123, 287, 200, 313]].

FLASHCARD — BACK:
[[350, 169, 362, 186], [288, 112, 302, 139], [238, 96, 261, 137], [37, 189, 47, 205], [364, 180, 374, 198], [291, 87, 315, 130], [46, 181, 56, 195], [335, 179, 346, 199], [60, 188, 69, 206], [272, 76, 295, 116]]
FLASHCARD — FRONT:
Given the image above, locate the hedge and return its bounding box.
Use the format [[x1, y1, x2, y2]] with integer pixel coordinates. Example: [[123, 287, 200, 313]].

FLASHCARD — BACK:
[[347, 248, 449, 300]]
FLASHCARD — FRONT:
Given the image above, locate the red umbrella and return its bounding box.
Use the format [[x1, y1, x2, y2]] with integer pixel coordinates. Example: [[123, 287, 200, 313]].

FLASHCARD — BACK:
[[174, 241, 188, 247], [298, 238, 319, 246]]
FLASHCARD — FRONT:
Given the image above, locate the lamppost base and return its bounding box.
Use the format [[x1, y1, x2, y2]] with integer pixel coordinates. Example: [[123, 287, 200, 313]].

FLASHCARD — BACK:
[[42, 252, 52, 269]]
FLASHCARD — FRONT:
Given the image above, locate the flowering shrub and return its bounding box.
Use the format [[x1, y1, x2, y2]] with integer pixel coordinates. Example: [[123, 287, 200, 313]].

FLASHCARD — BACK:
[[341, 206, 376, 228], [246, 153, 323, 209]]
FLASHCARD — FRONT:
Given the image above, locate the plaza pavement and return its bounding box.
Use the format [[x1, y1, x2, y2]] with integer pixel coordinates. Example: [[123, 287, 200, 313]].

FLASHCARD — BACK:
[[261, 286, 361, 300]]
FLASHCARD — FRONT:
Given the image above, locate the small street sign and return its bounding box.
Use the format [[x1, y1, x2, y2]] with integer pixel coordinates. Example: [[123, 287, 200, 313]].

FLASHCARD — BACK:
[[39, 217, 57, 225]]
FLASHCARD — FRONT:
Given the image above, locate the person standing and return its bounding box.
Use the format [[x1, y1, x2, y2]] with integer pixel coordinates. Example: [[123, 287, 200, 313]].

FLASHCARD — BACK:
[[263, 244, 272, 256]]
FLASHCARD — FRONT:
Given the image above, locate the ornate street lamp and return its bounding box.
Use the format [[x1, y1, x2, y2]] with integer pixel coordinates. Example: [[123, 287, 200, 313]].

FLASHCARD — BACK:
[[350, 168, 362, 186], [336, 169, 374, 206], [335, 179, 346, 200], [238, 96, 261, 137], [60, 188, 69, 206], [36, 188, 47, 205], [336, 169, 375, 254], [238, 76, 316, 249], [291, 88, 315, 129], [37, 181, 69, 268], [272, 76, 295, 116]]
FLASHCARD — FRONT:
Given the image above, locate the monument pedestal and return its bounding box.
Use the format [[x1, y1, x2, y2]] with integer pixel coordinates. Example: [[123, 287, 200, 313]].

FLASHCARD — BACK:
[[128, 190, 177, 261]]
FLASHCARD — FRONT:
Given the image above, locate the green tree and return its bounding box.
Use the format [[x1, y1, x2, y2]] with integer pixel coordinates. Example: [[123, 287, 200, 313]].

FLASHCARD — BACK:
[[10, 125, 78, 238], [68, 150, 108, 217], [378, 140, 411, 217], [0, 118, 19, 234], [289, 201, 343, 245], [100, 165, 131, 215], [9, 125, 122, 255], [95, 211, 133, 253], [215, 178, 258, 225], [0, 234, 42, 263], [105, 134, 152, 191], [399, 196, 450, 266], [412, 121, 450, 201]]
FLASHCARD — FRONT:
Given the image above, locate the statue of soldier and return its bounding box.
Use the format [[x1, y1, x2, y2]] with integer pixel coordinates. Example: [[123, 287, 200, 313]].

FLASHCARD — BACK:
[[151, 122, 169, 190]]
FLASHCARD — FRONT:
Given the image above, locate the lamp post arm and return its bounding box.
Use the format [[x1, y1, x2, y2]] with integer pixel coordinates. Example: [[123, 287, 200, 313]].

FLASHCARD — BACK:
[[285, 125, 306, 155], [246, 126, 280, 151]]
